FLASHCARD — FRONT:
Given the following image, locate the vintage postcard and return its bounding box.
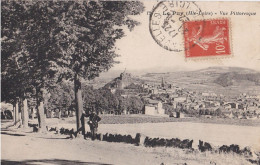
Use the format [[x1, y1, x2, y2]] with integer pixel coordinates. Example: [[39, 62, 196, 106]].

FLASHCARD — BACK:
[[1, 1, 260, 165]]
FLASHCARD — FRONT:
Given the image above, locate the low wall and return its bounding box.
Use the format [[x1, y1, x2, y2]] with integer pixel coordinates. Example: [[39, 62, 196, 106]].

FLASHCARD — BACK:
[[47, 126, 258, 162]]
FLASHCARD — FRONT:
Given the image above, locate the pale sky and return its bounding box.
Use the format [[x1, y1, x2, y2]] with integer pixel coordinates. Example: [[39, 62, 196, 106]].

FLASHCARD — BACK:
[[110, 1, 260, 72]]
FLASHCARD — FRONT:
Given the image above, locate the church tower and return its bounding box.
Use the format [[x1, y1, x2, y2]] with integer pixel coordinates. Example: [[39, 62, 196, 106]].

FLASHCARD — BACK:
[[161, 77, 165, 88]]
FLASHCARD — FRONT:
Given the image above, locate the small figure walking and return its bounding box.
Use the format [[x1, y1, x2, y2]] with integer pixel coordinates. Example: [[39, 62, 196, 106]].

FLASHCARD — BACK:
[[86, 109, 101, 140]]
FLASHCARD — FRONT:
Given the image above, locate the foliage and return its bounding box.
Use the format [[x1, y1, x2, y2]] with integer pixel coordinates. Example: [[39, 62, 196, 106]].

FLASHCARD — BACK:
[[45, 81, 74, 113], [1, 1, 145, 132], [126, 96, 144, 114], [1, 1, 64, 103], [163, 104, 175, 115], [1, 1, 144, 105], [1, 1, 30, 102], [82, 86, 144, 114], [125, 83, 142, 89], [53, 1, 145, 80]]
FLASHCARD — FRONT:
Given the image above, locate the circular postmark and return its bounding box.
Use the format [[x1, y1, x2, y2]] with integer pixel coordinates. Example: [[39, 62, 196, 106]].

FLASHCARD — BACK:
[[149, 1, 204, 52]]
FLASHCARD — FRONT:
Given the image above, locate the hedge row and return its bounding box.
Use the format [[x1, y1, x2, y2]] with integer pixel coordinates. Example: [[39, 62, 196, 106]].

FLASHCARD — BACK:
[[85, 132, 141, 145], [144, 137, 193, 149], [219, 144, 253, 157]]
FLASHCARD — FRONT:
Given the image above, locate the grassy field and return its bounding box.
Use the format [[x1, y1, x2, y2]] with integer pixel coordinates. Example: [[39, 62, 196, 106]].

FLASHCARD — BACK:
[[45, 114, 260, 151], [84, 114, 260, 127], [51, 114, 260, 128], [18, 114, 260, 127]]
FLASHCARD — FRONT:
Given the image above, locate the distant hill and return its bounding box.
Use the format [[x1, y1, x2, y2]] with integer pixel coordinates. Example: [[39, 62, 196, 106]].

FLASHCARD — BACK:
[[139, 67, 260, 96], [141, 67, 260, 83], [214, 72, 260, 87], [195, 67, 260, 87], [94, 67, 260, 96]]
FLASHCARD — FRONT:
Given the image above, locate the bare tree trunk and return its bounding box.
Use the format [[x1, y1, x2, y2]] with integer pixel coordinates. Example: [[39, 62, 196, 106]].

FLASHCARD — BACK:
[[38, 101, 46, 132], [71, 111, 74, 117], [31, 108, 35, 120], [49, 110, 53, 118], [12, 104, 15, 123], [15, 98, 19, 125], [36, 88, 46, 132], [74, 74, 85, 137], [18, 98, 22, 123], [42, 88, 49, 119], [21, 98, 29, 128], [13, 104, 15, 122]]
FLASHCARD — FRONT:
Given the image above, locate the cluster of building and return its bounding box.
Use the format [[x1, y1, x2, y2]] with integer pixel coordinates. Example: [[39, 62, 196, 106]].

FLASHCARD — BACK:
[[140, 77, 260, 119], [104, 71, 260, 119]]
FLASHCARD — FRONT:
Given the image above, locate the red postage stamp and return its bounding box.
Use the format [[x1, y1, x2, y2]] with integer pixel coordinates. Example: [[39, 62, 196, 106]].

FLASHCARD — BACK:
[[184, 18, 231, 58]]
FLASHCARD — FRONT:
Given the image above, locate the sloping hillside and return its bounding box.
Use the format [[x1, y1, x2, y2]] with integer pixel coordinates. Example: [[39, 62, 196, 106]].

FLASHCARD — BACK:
[[93, 67, 260, 96], [214, 72, 260, 87], [139, 67, 260, 96]]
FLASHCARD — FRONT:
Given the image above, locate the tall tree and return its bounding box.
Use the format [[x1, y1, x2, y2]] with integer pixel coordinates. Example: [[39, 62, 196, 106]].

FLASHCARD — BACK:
[[53, 1, 144, 135], [1, 1, 62, 130], [1, 1, 144, 135], [1, 1, 31, 126]]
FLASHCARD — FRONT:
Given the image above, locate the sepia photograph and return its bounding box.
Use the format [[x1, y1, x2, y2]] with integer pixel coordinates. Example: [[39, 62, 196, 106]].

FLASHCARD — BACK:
[[1, 1, 260, 165]]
